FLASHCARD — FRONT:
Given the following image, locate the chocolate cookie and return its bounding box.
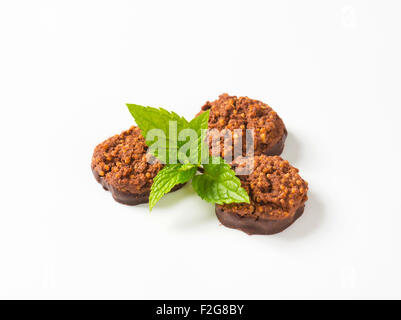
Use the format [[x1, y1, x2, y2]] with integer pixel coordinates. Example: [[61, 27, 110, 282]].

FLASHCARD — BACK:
[[198, 93, 287, 158], [215, 155, 308, 235], [91, 126, 183, 205]]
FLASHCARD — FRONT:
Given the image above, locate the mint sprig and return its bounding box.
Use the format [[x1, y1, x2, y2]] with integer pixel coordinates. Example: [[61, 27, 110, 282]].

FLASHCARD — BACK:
[[126, 103, 250, 210], [192, 160, 249, 205], [149, 164, 197, 211], [126, 104, 189, 164]]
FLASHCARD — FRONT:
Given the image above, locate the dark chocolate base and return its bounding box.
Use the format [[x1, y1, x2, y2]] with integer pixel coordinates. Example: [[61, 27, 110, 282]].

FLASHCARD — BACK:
[[215, 204, 304, 235], [262, 128, 287, 156], [92, 168, 184, 205]]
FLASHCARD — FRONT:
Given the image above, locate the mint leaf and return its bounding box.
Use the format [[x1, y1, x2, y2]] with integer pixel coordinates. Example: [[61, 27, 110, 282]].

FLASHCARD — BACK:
[[188, 110, 209, 138], [149, 163, 197, 211], [187, 110, 210, 165], [127, 103, 250, 210], [126, 104, 189, 135], [126, 104, 189, 164], [192, 162, 250, 205]]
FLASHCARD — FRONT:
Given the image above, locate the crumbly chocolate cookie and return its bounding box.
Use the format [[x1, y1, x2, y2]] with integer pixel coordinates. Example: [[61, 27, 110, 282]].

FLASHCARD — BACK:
[[215, 155, 308, 235], [91, 126, 183, 205], [198, 93, 287, 158]]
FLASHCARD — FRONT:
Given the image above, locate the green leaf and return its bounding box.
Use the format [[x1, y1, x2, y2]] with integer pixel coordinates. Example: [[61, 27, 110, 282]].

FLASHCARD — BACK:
[[127, 104, 250, 209], [188, 109, 209, 137], [187, 110, 210, 165], [126, 104, 189, 164], [149, 164, 197, 211], [192, 161, 250, 205]]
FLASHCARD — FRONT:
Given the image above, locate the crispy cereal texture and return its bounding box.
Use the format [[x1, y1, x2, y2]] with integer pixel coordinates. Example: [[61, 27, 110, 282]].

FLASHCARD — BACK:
[[198, 93, 287, 158], [216, 155, 308, 234]]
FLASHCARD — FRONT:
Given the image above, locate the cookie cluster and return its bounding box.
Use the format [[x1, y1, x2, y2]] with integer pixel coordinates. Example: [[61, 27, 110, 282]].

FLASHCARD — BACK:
[[91, 94, 308, 234]]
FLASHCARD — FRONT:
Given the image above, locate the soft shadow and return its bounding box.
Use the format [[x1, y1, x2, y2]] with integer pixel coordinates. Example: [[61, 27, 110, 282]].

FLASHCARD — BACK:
[[153, 183, 194, 209], [172, 201, 216, 230], [273, 191, 325, 240], [281, 131, 301, 163], [168, 185, 217, 230]]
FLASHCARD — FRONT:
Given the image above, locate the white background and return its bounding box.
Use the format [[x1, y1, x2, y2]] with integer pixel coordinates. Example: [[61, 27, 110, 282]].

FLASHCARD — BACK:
[[0, 0, 400, 299]]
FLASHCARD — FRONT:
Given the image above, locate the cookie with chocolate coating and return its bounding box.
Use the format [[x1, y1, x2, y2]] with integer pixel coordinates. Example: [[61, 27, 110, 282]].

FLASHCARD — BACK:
[[91, 126, 183, 205], [198, 93, 287, 158], [215, 155, 308, 235]]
